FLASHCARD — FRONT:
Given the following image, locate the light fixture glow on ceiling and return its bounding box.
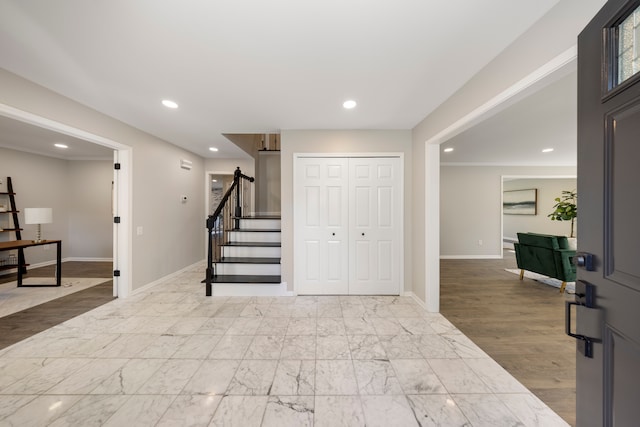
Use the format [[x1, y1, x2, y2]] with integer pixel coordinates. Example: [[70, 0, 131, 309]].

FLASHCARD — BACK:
[[343, 100, 357, 109], [542, 148, 554, 153], [443, 147, 454, 153], [209, 147, 219, 152], [54, 143, 68, 149], [212, 179, 217, 182], [162, 99, 178, 109]]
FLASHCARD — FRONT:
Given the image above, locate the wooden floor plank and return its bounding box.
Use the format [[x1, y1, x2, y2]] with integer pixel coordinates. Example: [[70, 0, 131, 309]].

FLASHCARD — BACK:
[[440, 253, 576, 426], [0, 262, 114, 350]]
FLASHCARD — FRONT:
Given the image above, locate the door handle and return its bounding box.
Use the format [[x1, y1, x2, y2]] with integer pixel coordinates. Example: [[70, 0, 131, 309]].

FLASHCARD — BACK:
[[573, 252, 595, 270], [566, 301, 593, 358], [565, 280, 598, 358]]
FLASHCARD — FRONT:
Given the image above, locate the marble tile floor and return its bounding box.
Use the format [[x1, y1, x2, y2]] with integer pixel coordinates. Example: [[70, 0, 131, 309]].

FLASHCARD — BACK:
[[0, 265, 569, 426]]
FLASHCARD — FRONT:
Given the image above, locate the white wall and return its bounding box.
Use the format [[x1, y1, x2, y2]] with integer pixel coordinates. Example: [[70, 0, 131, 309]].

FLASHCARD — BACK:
[[411, 138, 426, 302], [0, 69, 205, 291], [205, 158, 254, 177], [256, 151, 281, 215], [412, 0, 606, 146], [440, 165, 577, 258], [503, 177, 577, 239], [67, 160, 114, 258], [281, 130, 412, 294], [0, 148, 112, 266]]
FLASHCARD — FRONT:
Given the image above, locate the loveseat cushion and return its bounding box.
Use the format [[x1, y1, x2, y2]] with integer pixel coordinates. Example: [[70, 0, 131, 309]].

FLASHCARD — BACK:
[[516, 232, 561, 250]]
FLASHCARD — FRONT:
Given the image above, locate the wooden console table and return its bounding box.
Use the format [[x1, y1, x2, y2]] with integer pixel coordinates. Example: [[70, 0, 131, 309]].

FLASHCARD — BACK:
[[0, 240, 62, 287]]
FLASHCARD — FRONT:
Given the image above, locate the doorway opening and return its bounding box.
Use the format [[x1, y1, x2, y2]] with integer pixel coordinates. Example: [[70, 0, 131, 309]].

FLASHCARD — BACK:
[[0, 103, 132, 299]]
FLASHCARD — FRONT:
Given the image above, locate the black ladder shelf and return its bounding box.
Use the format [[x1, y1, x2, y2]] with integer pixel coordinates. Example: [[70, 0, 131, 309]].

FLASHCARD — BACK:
[[0, 177, 27, 273]]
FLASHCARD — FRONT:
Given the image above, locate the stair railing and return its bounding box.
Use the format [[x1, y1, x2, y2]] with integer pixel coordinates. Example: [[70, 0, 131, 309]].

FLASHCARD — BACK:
[[205, 167, 254, 296]]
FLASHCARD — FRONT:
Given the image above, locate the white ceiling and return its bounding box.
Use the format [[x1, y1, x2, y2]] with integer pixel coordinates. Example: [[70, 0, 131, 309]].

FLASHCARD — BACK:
[[0, 115, 114, 160], [0, 0, 562, 159], [441, 70, 578, 166]]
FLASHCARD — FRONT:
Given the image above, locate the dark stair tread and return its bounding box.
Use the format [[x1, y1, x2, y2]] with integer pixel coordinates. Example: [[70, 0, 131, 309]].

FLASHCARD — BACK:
[[207, 275, 282, 284], [219, 257, 281, 264], [224, 242, 281, 247]]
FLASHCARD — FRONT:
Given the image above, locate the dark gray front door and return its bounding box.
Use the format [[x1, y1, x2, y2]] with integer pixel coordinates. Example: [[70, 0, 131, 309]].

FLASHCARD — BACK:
[[577, 0, 640, 425]]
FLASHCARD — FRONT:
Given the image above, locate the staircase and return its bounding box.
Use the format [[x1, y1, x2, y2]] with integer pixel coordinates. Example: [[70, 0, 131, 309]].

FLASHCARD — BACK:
[[205, 167, 286, 296], [213, 216, 282, 286]]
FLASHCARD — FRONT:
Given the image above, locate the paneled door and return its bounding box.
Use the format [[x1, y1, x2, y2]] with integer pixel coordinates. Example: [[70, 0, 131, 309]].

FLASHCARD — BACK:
[[349, 157, 401, 295], [576, 1, 640, 425], [294, 156, 402, 295], [294, 157, 349, 294]]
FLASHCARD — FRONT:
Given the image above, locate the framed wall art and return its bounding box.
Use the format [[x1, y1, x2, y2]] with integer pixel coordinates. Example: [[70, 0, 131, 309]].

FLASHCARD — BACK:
[[503, 188, 537, 215]]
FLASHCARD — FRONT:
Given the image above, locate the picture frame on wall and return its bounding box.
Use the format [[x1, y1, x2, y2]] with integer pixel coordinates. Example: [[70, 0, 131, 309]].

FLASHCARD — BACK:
[[503, 188, 537, 215]]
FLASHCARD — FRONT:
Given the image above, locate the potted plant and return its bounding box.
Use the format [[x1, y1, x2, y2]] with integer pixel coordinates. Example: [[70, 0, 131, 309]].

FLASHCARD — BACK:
[[548, 190, 577, 245]]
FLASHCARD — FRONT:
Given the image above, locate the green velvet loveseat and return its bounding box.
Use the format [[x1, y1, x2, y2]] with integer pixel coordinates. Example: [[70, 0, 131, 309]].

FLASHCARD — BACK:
[[514, 232, 576, 293]]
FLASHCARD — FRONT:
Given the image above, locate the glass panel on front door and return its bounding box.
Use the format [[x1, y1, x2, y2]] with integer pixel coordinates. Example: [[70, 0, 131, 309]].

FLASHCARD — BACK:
[[618, 5, 640, 84]]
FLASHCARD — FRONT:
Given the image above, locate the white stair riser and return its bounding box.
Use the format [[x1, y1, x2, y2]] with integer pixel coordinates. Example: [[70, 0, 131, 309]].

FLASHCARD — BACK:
[[223, 246, 281, 258], [211, 282, 291, 297], [216, 263, 281, 275], [238, 219, 281, 230], [228, 231, 281, 243]]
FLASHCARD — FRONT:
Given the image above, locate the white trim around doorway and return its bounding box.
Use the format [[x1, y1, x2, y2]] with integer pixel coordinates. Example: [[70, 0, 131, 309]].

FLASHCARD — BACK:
[[0, 103, 133, 298]]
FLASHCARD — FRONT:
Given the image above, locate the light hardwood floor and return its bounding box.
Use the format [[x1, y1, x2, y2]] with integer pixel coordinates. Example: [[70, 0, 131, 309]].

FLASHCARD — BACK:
[[440, 252, 576, 426], [0, 261, 114, 349]]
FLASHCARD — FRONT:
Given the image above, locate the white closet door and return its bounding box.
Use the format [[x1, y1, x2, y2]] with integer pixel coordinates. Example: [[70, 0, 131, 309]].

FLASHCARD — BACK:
[[348, 157, 401, 295], [294, 157, 349, 294]]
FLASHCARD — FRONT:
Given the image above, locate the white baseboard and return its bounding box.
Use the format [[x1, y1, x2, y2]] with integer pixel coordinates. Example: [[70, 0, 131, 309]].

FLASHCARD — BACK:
[[131, 260, 204, 296], [440, 255, 502, 259], [64, 257, 113, 262], [210, 281, 293, 297], [402, 291, 429, 310], [0, 257, 113, 277]]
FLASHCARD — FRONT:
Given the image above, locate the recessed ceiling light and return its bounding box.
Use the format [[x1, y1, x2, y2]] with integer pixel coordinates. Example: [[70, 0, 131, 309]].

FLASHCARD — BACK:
[[162, 99, 178, 109], [212, 179, 217, 182], [542, 148, 554, 153], [209, 147, 219, 152], [54, 143, 68, 149], [443, 147, 454, 153], [343, 100, 357, 109]]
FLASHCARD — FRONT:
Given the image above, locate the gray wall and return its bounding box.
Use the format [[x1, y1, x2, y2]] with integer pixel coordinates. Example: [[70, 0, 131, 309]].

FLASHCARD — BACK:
[[256, 151, 281, 215], [281, 130, 413, 294], [0, 69, 205, 291], [440, 165, 577, 257], [503, 177, 577, 239], [0, 148, 112, 265]]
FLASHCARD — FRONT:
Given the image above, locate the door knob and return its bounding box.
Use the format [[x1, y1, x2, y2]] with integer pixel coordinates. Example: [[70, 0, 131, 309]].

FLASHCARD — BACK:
[[573, 252, 595, 271], [361, 233, 365, 236], [332, 233, 335, 236]]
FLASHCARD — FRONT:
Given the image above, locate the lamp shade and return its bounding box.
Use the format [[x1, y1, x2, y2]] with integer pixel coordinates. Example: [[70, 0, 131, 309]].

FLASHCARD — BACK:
[[24, 208, 53, 225]]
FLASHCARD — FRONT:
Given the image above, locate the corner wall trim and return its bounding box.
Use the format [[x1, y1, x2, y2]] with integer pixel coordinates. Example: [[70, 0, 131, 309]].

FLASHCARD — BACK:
[[131, 260, 204, 296], [403, 291, 430, 311]]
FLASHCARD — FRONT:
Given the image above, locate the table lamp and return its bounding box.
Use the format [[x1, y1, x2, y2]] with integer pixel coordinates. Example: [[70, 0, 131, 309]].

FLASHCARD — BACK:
[[24, 208, 53, 243]]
